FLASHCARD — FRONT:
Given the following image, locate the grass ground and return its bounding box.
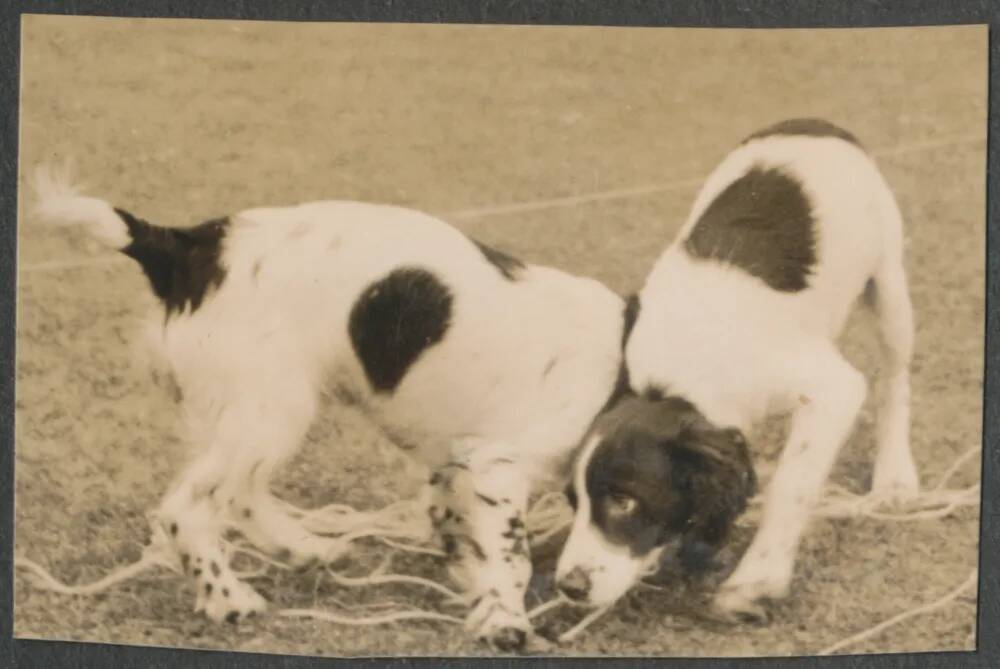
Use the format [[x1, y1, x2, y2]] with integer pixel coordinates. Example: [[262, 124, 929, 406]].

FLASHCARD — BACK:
[[13, 16, 986, 657]]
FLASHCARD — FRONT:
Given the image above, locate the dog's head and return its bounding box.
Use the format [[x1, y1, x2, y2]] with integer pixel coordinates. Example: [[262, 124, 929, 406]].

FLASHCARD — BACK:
[[555, 394, 756, 606]]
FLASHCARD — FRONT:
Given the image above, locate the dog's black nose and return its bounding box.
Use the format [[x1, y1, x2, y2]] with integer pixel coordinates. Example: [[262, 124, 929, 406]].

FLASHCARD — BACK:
[[558, 567, 591, 601]]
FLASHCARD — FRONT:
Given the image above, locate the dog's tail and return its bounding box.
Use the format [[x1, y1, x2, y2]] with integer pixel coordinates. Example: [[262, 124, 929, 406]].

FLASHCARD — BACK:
[[31, 164, 141, 250], [31, 164, 228, 313]]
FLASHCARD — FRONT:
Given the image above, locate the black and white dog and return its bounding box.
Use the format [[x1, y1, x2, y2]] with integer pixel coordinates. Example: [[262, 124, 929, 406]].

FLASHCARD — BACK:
[[33, 117, 916, 649], [555, 119, 918, 622], [33, 169, 625, 650], [36, 164, 640, 649]]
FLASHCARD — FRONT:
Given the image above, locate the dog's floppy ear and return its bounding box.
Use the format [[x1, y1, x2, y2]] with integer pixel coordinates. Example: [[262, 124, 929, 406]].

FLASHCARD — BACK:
[[670, 426, 756, 571]]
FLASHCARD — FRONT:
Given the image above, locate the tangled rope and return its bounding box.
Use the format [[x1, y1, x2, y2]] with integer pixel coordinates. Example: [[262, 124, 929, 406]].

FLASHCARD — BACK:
[[14, 446, 981, 652]]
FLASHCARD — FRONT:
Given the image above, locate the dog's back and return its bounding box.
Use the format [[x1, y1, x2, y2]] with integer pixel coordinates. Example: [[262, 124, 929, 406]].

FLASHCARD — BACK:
[[627, 121, 907, 427]]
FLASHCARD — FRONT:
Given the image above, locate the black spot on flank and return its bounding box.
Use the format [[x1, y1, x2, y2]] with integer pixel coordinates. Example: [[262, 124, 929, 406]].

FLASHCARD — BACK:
[[476, 493, 498, 506], [470, 238, 525, 280], [242, 508, 253, 519], [684, 166, 816, 292], [169, 522, 178, 536], [210, 561, 221, 578], [222, 587, 230, 598], [193, 568, 202, 577], [348, 268, 453, 393], [204, 583, 213, 596], [225, 611, 239, 624], [113, 209, 229, 318], [741, 118, 861, 147], [180, 553, 190, 571]]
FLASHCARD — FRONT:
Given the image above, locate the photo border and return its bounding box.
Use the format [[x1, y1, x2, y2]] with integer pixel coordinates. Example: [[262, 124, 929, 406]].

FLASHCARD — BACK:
[[1, 1, 995, 667]]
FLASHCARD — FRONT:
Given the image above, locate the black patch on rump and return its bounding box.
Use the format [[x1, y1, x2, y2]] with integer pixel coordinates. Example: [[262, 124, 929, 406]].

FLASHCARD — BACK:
[[113, 208, 229, 317], [583, 395, 756, 562], [348, 267, 454, 393], [683, 166, 816, 292], [742, 118, 861, 147], [470, 237, 525, 281]]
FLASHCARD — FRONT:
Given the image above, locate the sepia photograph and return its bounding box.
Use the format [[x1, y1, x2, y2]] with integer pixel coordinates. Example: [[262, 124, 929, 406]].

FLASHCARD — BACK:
[[12, 15, 986, 658]]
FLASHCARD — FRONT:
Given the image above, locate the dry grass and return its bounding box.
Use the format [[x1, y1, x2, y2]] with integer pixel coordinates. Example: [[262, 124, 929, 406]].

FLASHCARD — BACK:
[[14, 17, 985, 657]]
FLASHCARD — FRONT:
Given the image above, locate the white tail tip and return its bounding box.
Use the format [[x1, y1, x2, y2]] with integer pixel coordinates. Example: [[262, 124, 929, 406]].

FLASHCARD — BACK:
[[31, 163, 131, 249]]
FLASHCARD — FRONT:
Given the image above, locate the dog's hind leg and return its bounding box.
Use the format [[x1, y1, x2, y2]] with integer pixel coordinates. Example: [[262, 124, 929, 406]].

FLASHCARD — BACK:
[[869, 216, 920, 504], [154, 370, 332, 622]]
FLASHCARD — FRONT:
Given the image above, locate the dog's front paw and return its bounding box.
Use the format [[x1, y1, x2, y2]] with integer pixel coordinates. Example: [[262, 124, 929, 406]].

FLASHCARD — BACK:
[[709, 584, 774, 624], [709, 565, 790, 625], [870, 464, 920, 507], [465, 593, 532, 653]]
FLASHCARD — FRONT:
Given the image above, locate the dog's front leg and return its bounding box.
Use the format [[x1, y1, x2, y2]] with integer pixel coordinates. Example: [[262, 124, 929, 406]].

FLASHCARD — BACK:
[[713, 347, 867, 623], [431, 455, 533, 652]]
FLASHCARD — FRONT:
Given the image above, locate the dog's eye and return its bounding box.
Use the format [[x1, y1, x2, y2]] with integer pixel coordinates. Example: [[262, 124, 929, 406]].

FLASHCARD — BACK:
[[604, 492, 638, 515]]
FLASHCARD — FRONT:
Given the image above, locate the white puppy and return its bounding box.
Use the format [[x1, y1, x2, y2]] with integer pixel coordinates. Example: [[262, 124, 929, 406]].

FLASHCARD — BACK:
[[556, 119, 919, 621]]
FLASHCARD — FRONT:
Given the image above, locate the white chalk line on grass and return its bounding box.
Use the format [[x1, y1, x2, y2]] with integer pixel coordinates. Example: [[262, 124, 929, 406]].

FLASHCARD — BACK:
[[18, 132, 985, 275]]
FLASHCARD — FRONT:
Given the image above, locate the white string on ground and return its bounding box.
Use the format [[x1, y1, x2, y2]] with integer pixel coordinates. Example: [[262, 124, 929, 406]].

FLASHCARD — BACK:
[[323, 565, 466, 604], [278, 607, 465, 627], [18, 132, 984, 275], [12, 440, 982, 645], [817, 567, 979, 656]]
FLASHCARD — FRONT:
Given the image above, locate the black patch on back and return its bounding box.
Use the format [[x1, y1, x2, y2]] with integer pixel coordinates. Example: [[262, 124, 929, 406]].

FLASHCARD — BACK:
[[471, 238, 525, 281], [742, 118, 861, 147], [348, 267, 453, 393], [683, 166, 816, 292], [114, 208, 229, 317]]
